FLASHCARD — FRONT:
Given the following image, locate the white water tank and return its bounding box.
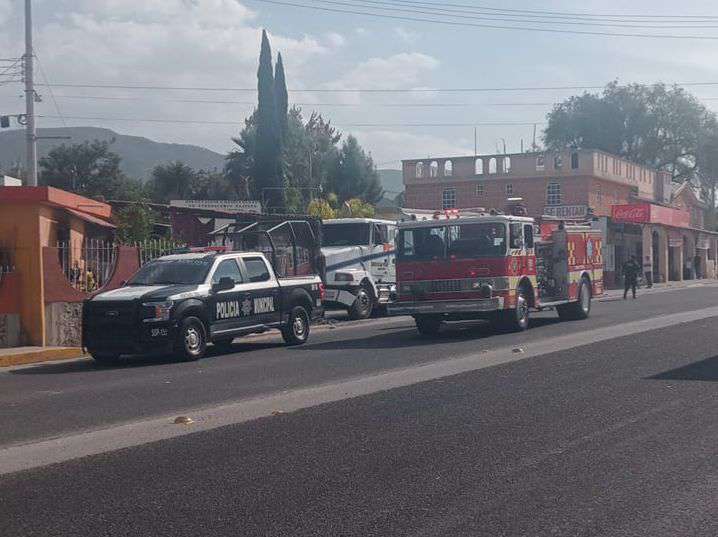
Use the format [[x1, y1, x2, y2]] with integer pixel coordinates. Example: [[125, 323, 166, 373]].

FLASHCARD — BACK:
[[0, 175, 22, 187]]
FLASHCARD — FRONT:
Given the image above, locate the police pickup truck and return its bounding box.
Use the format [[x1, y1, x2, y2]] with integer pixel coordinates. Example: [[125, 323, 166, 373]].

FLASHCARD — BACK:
[[82, 249, 324, 364]]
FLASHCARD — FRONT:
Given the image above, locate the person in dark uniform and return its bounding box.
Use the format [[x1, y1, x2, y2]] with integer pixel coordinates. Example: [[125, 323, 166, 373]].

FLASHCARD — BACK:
[[623, 255, 641, 299]]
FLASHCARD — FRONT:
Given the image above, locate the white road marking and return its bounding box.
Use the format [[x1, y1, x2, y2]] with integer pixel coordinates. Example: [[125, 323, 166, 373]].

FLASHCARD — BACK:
[[2, 305, 718, 475]]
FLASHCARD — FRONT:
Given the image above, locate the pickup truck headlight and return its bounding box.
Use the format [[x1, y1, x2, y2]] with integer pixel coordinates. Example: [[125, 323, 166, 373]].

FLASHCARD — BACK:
[[142, 300, 173, 322], [334, 272, 354, 282]]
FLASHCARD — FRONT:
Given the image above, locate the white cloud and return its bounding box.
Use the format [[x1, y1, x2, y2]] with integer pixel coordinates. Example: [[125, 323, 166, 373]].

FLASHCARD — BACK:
[[325, 32, 346, 48], [394, 26, 419, 44], [0, 0, 11, 25], [330, 52, 439, 90]]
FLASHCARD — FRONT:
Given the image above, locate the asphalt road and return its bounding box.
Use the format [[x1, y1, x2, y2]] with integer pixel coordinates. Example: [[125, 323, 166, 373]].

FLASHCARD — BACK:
[[2, 283, 718, 536]]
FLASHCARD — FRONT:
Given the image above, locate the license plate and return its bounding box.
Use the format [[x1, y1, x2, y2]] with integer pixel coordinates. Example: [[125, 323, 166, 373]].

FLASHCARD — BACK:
[[324, 290, 339, 301]]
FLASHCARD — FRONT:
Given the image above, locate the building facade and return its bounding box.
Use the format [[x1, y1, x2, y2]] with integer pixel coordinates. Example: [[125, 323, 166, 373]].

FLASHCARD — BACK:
[[403, 149, 718, 288]]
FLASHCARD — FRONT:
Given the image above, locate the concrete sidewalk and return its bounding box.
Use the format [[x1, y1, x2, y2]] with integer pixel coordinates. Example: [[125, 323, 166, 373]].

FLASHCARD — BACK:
[[0, 346, 84, 368], [600, 279, 718, 301]]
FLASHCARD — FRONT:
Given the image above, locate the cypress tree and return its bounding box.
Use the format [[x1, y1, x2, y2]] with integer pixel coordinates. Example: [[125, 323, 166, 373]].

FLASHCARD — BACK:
[[274, 52, 289, 143], [254, 29, 284, 212]]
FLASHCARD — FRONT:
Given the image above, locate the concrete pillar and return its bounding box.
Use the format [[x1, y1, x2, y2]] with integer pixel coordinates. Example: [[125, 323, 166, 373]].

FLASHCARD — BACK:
[[677, 244, 684, 282], [657, 227, 669, 284], [641, 225, 653, 284]]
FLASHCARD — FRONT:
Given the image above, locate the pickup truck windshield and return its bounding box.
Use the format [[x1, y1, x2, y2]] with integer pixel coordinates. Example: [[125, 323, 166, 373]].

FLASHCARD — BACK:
[[323, 223, 371, 247], [127, 258, 213, 286]]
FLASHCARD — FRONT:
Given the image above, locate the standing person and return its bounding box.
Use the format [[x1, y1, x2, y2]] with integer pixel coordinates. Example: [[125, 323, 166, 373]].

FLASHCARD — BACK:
[[623, 255, 641, 300]]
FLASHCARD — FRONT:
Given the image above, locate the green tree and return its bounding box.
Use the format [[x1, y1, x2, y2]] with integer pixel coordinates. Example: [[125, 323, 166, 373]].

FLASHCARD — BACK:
[[226, 112, 257, 200], [274, 52, 289, 144], [39, 139, 136, 199], [331, 135, 383, 204], [115, 203, 153, 244], [544, 82, 714, 181], [307, 198, 336, 219], [150, 161, 196, 202], [255, 29, 284, 212], [339, 198, 375, 218], [696, 118, 718, 230], [189, 170, 239, 201]]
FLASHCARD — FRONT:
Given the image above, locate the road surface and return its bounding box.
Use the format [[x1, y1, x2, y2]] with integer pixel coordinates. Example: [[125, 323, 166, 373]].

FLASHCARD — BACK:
[[2, 283, 718, 536]]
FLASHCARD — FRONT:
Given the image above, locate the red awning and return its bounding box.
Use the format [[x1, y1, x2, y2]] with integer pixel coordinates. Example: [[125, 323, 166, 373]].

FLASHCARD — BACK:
[[66, 208, 116, 229]]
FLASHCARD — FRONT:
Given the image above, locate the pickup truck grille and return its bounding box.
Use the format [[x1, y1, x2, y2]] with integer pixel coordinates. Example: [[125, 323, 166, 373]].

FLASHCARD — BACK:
[[83, 301, 139, 349]]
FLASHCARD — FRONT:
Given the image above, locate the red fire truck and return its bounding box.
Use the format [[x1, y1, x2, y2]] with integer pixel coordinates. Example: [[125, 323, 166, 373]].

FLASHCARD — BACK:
[[388, 208, 604, 335]]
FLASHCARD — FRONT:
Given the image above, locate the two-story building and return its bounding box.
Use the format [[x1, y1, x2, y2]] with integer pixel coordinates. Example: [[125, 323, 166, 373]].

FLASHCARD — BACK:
[[403, 149, 718, 288]]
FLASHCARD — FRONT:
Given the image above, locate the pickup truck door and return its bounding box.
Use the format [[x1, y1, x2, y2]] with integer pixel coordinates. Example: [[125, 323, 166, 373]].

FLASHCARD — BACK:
[[238, 256, 282, 327], [208, 258, 250, 338]]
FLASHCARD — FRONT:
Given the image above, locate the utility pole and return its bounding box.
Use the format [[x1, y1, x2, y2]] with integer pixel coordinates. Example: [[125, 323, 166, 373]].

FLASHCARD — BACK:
[[474, 127, 477, 156], [24, 0, 37, 186]]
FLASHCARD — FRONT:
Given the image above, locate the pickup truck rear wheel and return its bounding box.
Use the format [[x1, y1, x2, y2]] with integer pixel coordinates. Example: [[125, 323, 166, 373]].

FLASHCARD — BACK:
[[282, 305, 310, 346], [176, 316, 207, 361], [348, 285, 373, 320]]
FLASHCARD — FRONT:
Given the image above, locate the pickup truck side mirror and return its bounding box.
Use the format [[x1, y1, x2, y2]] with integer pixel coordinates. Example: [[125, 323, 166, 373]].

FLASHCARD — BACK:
[[211, 276, 235, 293]]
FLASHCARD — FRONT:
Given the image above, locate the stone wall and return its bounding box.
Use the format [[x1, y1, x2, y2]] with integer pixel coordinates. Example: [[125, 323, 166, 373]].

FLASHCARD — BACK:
[[45, 302, 83, 347]]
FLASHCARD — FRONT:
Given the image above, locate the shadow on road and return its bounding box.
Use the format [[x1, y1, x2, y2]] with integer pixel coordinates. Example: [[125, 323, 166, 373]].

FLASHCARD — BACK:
[[650, 355, 718, 382], [300, 317, 561, 352], [9, 341, 285, 376]]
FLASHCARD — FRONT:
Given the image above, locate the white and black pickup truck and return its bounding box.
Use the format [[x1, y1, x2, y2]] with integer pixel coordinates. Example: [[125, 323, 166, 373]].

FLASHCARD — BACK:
[[82, 249, 324, 364]]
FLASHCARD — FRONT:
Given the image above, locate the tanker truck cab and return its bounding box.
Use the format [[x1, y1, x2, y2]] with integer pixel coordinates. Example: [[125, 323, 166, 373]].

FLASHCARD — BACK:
[[322, 218, 397, 319]]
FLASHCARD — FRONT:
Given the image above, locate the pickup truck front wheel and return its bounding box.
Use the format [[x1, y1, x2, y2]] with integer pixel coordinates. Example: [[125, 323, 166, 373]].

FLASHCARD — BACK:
[[176, 316, 207, 361], [282, 305, 310, 346]]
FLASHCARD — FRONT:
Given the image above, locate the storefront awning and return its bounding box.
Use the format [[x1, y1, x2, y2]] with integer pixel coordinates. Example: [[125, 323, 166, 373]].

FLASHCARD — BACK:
[[611, 203, 690, 229]]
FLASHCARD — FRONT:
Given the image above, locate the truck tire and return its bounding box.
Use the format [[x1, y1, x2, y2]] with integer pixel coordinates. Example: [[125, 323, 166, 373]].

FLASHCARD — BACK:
[[90, 352, 121, 365], [415, 315, 442, 336], [348, 285, 373, 320], [557, 278, 591, 321], [495, 289, 530, 332], [175, 316, 207, 361], [282, 305, 310, 346]]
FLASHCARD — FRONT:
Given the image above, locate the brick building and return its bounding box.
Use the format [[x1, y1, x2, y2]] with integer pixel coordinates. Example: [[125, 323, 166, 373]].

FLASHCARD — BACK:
[[403, 149, 718, 288]]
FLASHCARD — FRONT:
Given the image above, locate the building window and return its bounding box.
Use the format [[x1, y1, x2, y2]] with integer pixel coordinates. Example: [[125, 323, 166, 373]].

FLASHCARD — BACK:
[[415, 161, 425, 178], [442, 188, 457, 209], [554, 155, 563, 169], [506, 183, 513, 196], [444, 160, 453, 177], [489, 157, 497, 174], [475, 158, 484, 175], [476, 183, 484, 196], [571, 152, 579, 169], [536, 155, 545, 171], [596, 187, 602, 204], [504, 156, 511, 174], [546, 182, 561, 206], [430, 161, 439, 178]]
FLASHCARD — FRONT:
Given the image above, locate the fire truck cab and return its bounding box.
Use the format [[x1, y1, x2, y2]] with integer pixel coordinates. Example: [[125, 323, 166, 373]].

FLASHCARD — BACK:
[[389, 209, 604, 335]]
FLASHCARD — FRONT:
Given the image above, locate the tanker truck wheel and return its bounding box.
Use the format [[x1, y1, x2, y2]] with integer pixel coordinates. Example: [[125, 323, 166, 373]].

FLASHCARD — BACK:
[[348, 284, 374, 320], [494, 290, 530, 332], [414, 315, 442, 336]]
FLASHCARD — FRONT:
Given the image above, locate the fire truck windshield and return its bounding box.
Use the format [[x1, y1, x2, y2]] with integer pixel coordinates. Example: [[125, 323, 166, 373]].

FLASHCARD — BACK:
[[323, 223, 371, 247], [398, 223, 507, 261]]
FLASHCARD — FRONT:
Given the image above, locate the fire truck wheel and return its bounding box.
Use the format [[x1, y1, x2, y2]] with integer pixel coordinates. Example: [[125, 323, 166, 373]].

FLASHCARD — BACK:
[[496, 290, 530, 332], [558, 278, 591, 321], [349, 285, 374, 320], [414, 315, 442, 336]]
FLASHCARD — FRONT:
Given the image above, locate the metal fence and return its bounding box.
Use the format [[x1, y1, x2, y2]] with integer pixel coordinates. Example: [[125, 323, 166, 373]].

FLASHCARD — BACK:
[[135, 238, 185, 266], [57, 239, 117, 292], [0, 243, 16, 282]]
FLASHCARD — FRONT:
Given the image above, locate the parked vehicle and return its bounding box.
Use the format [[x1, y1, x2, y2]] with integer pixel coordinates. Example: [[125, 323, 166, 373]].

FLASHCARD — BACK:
[[321, 218, 397, 319], [82, 248, 324, 364], [389, 208, 604, 335]]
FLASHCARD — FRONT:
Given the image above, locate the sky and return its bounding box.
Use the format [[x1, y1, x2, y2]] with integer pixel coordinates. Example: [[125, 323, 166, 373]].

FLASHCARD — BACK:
[[2, 0, 718, 170]]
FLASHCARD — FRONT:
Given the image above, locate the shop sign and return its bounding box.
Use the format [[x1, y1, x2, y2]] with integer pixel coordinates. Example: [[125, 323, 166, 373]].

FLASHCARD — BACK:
[[611, 204, 650, 223], [170, 200, 262, 214], [543, 205, 588, 219]]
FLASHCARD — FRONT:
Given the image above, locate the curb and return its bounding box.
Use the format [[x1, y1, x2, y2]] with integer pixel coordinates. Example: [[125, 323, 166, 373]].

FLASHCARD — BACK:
[[0, 348, 85, 368]]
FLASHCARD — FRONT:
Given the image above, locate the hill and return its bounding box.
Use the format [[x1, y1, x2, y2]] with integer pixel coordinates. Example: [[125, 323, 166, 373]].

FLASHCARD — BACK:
[[0, 127, 226, 181]]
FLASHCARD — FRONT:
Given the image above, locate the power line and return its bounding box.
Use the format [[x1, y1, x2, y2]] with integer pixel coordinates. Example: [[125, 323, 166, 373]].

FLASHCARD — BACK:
[[35, 53, 67, 128], [351, 0, 718, 23], [33, 81, 718, 93], [37, 114, 545, 127], [246, 0, 718, 40], [331, 0, 718, 29]]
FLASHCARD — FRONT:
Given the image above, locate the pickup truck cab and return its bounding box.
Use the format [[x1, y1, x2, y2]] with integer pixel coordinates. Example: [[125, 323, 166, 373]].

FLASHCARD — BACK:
[[82, 250, 324, 364]]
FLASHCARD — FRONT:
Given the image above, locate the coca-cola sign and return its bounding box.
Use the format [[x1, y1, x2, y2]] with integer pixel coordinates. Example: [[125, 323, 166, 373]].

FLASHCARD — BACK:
[[611, 204, 650, 223]]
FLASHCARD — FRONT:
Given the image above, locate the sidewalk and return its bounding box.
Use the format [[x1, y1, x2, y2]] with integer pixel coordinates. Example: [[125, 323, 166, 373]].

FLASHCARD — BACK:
[[0, 346, 84, 368], [600, 279, 718, 301]]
